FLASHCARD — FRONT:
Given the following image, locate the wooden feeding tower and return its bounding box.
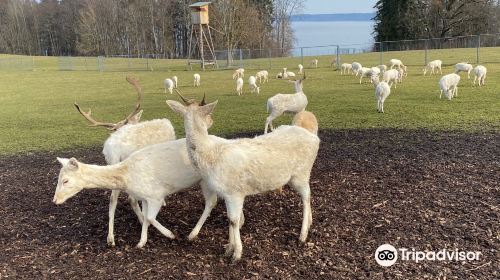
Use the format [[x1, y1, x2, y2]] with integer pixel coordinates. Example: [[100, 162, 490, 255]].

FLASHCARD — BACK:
[[187, 2, 218, 70]]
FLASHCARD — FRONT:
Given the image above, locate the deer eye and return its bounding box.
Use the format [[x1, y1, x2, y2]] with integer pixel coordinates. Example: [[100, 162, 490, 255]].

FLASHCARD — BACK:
[[62, 179, 69, 185]]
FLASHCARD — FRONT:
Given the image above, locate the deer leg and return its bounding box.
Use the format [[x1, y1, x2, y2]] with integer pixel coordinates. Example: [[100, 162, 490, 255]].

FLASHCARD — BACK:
[[225, 196, 245, 261], [107, 190, 120, 246], [146, 200, 175, 239], [188, 183, 218, 240], [290, 178, 312, 242], [137, 200, 150, 248], [128, 196, 144, 225]]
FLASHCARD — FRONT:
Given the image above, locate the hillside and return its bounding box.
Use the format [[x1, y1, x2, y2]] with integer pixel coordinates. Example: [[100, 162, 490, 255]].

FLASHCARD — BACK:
[[291, 13, 375, 22]]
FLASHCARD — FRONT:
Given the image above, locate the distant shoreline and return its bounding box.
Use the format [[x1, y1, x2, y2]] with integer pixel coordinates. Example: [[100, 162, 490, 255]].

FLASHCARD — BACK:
[[291, 13, 375, 22]]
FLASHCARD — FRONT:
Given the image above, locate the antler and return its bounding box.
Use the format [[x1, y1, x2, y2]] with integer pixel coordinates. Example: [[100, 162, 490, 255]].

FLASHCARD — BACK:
[[111, 76, 143, 129], [200, 93, 207, 106], [74, 76, 143, 131], [74, 103, 117, 129], [126, 76, 142, 105], [175, 89, 196, 105]]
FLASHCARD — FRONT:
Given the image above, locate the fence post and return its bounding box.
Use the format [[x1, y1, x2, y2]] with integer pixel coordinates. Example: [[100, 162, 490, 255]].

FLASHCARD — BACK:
[[424, 39, 428, 66], [268, 49, 272, 69], [477, 34, 481, 64], [239, 48, 243, 67], [336, 45, 340, 68], [98, 56, 104, 72], [379, 42, 383, 65], [300, 47, 304, 66]]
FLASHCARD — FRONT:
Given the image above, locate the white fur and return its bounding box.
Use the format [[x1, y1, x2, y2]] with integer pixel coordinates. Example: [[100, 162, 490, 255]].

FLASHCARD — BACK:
[[292, 111, 318, 135], [423, 60, 442, 76], [473, 65, 487, 86], [370, 67, 381, 79], [236, 77, 243, 95], [383, 69, 399, 88], [248, 76, 260, 94], [280, 68, 296, 79], [439, 73, 461, 100], [352, 62, 362, 76], [371, 76, 391, 113], [340, 63, 352, 75], [172, 76, 178, 88], [256, 70, 269, 83], [164, 78, 174, 94], [358, 67, 374, 84], [397, 67, 405, 83], [54, 138, 218, 248], [265, 78, 307, 133], [298, 64, 304, 74], [377, 64, 387, 74], [101, 119, 176, 246], [232, 68, 245, 79], [330, 57, 337, 68], [454, 63, 473, 79], [166, 100, 320, 261], [390, 59, 406, 70], [102, 119, 175, 164], [193, 73, 201, 87], [310, 59, 318, 68]]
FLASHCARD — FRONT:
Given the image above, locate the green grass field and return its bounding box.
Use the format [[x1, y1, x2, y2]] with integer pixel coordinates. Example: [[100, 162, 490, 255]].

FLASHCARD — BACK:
[[0, 49, 499, 155]]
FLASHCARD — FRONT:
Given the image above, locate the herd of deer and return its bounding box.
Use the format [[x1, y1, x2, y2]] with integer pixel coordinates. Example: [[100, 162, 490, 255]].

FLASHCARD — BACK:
[[54, 76, 320, 261]]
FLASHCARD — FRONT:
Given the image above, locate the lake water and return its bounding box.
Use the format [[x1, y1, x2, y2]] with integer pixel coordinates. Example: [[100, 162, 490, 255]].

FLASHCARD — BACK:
[[291, 21, 375, 55]]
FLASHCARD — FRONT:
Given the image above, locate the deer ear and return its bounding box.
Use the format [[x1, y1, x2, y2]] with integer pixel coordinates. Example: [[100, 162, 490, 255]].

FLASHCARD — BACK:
[[166, 100, 187, 115], [200, 100, 218, 116], [57, 157, 69, 166], [68, 158, 79, 170]]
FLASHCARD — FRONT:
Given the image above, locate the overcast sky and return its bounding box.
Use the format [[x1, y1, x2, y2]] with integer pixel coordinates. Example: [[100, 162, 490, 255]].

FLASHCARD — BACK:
[[302, 0, 377, 14]]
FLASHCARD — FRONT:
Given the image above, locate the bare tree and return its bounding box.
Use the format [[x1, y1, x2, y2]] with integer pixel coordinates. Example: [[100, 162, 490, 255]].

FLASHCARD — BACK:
[[0, 0, 277, 56], [273, 0, 304, 53], [210, 0, 272, 63]]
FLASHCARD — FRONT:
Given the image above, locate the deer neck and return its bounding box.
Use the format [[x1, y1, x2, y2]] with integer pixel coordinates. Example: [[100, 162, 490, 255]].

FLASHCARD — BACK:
[[79, 163, 127, 191], [294, 88, 303, 95], [183, 113, 216, 171]]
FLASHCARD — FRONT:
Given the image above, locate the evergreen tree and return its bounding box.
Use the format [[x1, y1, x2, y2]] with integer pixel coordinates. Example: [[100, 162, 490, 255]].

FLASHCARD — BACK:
[[374, 0, 499, 42]]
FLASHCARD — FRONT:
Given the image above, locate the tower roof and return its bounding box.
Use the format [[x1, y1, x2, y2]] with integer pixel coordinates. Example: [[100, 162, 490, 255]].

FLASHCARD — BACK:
[[189, 2, 211, 8]]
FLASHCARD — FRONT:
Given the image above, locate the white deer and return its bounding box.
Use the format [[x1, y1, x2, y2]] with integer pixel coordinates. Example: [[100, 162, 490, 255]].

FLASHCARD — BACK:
[[166, 93, 320, 261], [53, 138, 218, 248], [264, 73, 308, 133], [74, 76, 177, 246]]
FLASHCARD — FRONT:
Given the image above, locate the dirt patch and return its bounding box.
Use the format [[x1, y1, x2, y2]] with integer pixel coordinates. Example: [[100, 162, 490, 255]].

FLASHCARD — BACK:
[[0, 129, 498, 279]]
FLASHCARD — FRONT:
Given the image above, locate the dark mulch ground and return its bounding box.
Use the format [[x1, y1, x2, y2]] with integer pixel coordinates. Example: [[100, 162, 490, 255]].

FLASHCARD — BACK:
[[0, 129, 498, 279]]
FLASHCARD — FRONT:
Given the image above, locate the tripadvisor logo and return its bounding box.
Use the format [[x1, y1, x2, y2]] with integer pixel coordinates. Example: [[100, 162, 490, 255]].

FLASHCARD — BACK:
[[374, 244, 482, 267], [375, 244, 398, 267]]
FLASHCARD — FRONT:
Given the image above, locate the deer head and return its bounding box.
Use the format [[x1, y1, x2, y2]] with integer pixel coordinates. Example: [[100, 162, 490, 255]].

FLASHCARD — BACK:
[[53, 157, 84, 204], [289, 70, 306, 92], [74, 76, 143, 131], [167, 91, 215, 130]]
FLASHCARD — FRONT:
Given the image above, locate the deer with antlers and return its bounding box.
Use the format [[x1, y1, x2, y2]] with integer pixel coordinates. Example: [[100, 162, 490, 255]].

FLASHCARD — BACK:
[[74, 76, 177, 246]]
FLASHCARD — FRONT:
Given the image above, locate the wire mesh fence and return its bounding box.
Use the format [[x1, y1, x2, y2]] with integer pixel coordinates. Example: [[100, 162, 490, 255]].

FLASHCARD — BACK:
[[3, 33, 500, 72], [0, 56, 34, 71], [55, 54, 190, 72]]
